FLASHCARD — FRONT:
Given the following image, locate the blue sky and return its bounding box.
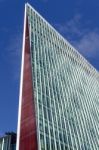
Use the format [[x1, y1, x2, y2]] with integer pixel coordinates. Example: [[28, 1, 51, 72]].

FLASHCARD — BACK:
[[0, 0, 99, 134]]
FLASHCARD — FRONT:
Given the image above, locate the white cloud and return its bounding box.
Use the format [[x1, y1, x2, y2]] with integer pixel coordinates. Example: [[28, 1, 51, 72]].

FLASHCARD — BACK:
[[55, 14, 87, 39], [74, 30, 99, 59], [55, 15, 99, 62]]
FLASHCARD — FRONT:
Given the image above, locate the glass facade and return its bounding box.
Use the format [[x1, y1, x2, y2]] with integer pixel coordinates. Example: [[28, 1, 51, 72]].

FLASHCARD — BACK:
[[18, 3, 99, 150], [0, 133, 16, 150]]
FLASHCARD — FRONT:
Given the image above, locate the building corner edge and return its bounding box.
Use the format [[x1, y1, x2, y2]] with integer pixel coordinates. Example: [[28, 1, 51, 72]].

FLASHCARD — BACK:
[[16, 4, 27, 150]]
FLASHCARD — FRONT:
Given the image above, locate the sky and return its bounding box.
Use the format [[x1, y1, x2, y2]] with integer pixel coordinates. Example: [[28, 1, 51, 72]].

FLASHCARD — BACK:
[[0, 0, 99, 135]]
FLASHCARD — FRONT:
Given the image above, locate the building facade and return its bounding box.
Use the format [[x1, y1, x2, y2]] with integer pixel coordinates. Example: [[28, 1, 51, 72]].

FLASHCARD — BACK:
[[0, 132, 16, 150], [17, 3, 99, 150]]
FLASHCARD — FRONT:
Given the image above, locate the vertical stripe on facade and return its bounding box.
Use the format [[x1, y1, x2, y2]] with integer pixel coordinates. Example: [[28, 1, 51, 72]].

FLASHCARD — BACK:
[[18, 11, 38, 150]]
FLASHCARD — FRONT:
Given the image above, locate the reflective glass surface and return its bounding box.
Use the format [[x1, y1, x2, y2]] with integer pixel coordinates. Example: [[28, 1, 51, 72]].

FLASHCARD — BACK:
[[26, 4, 99, 150]]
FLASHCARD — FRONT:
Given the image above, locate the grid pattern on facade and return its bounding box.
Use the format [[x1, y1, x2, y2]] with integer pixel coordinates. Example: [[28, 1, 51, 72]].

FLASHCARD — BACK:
[[26, 3, 99, 150], [0, 134, 16, 150]]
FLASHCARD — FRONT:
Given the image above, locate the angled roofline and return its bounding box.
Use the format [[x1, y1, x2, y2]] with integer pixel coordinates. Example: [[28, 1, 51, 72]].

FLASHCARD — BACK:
[[26, 3, 99, 79]]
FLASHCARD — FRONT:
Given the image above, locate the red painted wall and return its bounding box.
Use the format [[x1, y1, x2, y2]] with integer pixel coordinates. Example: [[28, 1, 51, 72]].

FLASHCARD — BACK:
[[19, 17, 38, 150]]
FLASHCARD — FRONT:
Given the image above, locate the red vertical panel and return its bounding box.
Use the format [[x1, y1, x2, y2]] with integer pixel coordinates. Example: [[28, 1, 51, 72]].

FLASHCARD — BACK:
[[19, 18, 38, 150]]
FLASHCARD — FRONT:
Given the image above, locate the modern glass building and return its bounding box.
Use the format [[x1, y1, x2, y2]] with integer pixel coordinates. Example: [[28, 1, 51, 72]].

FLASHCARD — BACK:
[[0, 132, 16, 150], [17, 3, 99, 150]]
